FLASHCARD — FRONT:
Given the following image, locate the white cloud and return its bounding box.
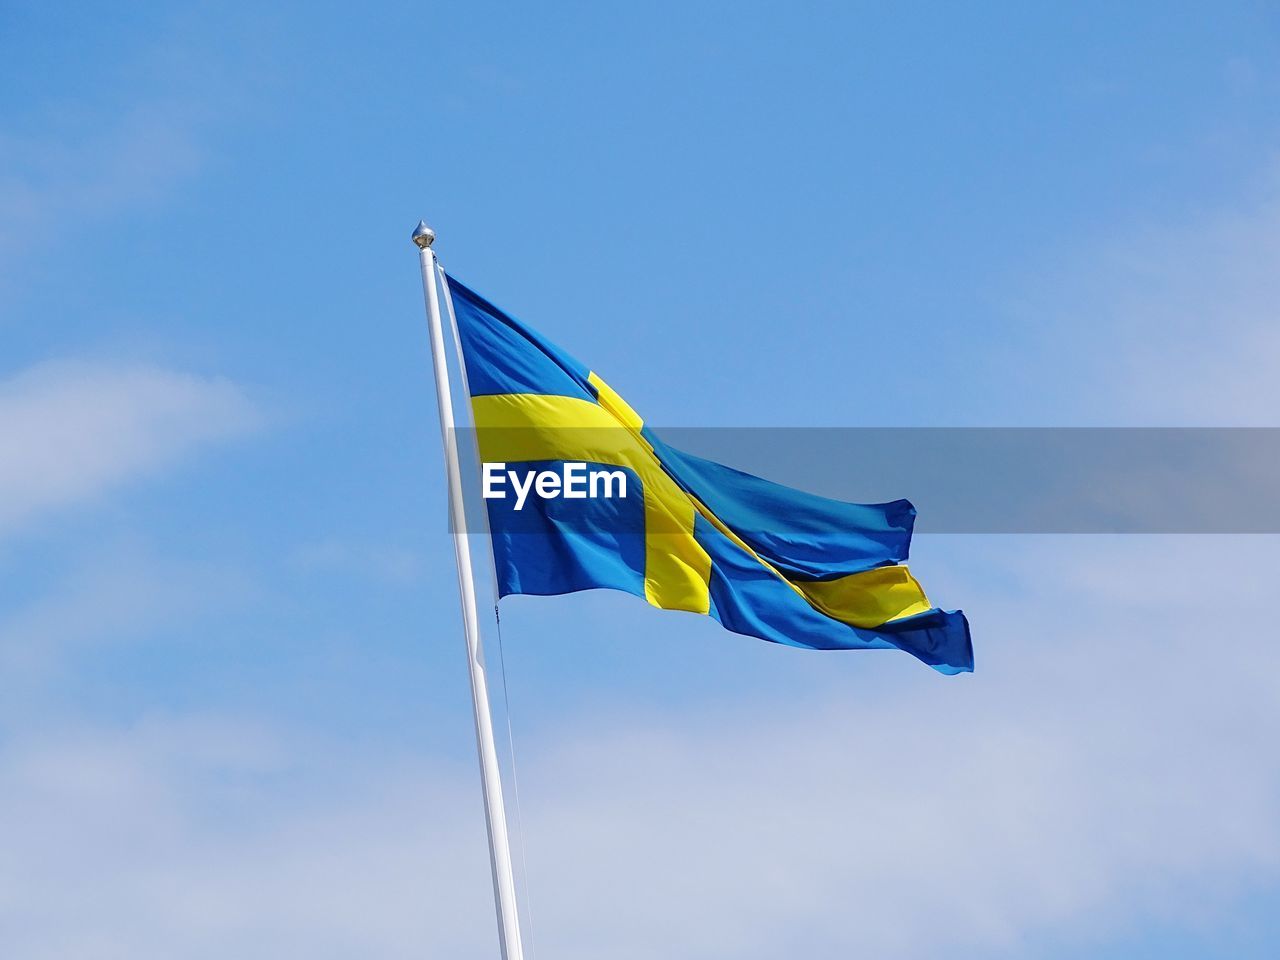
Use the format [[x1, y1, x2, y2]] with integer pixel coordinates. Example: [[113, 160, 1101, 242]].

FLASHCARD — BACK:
[[0, 360, 260, 539], [0, 717, 492, 960], [998, 180, 1280, 426], [516, 541, 1280, 959], [0, 540, 1276, 960], [0, 545, 253, 697], [1087, 195, 1280, 425]]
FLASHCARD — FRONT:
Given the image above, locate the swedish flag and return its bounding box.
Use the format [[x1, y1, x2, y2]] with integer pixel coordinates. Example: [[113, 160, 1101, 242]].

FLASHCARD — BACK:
[[449, 277, 973, 675]]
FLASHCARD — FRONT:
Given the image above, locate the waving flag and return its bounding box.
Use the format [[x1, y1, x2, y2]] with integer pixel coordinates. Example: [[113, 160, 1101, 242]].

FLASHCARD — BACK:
[[448, 276, 973, 674]]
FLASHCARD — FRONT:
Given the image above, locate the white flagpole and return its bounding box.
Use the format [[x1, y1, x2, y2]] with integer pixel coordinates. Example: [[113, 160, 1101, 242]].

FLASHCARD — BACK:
[[412, 220, 526, 960]]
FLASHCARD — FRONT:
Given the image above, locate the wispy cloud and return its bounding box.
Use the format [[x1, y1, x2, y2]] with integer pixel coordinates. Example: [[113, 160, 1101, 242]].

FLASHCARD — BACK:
[[514, 541, 1280, 958], [997, 178, 1280, 426], [0, 361, 260, 539], [0, 716, 489, 960], [0, 544, 253, 699], [0, 540, 1276, 959]]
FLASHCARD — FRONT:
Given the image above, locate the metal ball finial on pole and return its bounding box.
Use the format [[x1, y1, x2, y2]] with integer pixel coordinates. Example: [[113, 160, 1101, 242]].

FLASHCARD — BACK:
[[411, 220, 436, 249]]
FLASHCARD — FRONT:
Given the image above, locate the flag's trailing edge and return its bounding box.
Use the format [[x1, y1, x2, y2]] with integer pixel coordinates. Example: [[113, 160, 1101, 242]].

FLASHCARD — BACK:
[[447, 276, 973, 675]]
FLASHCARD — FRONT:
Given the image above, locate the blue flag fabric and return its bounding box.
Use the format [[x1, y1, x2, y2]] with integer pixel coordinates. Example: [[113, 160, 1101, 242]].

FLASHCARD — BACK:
[[447, 276, 973, 674]]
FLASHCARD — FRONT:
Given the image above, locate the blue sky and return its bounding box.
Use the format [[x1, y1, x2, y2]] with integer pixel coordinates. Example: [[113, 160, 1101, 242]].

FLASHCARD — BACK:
[[3, 2, 1280, 957]]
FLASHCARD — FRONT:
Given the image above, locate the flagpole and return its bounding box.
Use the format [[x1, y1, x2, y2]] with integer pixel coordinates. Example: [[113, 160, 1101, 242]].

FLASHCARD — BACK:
[[412, 220, 526, 960]]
